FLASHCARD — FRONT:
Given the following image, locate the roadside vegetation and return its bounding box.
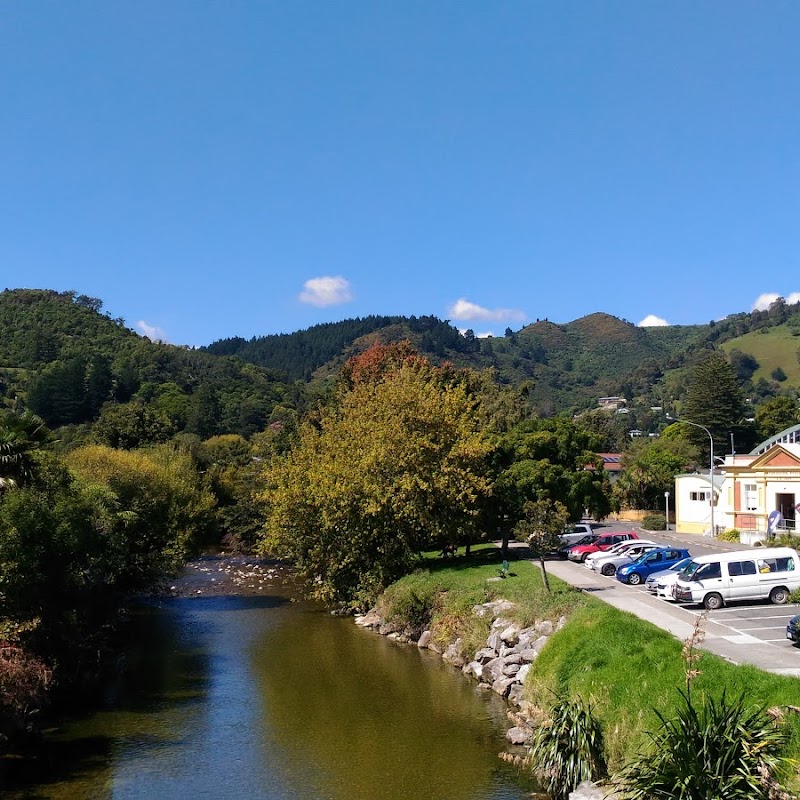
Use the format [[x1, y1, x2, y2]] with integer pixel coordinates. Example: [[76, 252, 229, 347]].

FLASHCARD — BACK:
[[377, 546, 800, 796]]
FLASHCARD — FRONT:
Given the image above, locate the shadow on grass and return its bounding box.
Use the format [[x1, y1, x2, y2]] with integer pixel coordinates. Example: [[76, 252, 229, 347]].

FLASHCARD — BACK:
[[421, 542, 532, 575]]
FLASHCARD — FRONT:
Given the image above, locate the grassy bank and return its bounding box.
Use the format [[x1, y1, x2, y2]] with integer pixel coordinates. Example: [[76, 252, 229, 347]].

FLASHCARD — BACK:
[[378, 545, 800, 773]]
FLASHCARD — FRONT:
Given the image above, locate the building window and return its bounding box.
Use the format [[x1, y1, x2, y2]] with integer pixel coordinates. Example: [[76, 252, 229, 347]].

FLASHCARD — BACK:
[[743, 483, 758, 512], [690, 491, 709, 502]]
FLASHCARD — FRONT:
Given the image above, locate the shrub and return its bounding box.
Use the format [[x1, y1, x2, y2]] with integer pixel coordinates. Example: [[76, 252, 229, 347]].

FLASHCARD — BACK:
[[613, 690, 792, 799], [717, 528, 741, 542], [642, 514, 666, 531], [527, 694, 607, 800]]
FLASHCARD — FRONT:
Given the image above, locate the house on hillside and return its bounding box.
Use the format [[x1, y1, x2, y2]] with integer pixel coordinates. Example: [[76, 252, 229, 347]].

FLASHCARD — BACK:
[[674, 423, 800, 537]]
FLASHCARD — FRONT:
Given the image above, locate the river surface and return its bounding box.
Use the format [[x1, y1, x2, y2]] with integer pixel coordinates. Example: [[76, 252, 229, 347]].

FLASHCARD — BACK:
[[3, 560, 536, 800]]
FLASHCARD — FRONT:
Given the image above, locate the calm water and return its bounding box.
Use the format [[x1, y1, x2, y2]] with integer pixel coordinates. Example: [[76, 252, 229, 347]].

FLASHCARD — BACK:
[[2, 578, 536, 800]]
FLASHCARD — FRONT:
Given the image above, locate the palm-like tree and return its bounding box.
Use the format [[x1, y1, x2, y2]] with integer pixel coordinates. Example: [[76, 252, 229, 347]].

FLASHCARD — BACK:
[[0, 410, 50, 486]]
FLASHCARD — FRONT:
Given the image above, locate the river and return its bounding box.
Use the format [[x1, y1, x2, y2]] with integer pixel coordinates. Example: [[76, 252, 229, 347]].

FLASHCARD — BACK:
[[2, 559, 537, 800]]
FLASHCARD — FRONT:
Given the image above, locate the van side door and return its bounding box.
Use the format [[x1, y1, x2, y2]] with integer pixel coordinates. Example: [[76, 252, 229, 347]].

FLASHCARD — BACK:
[[726, 558, 758, 601]]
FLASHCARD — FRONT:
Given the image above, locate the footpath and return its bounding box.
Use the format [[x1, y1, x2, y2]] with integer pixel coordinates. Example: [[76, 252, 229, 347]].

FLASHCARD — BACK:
[[544, 557, 800, 677]]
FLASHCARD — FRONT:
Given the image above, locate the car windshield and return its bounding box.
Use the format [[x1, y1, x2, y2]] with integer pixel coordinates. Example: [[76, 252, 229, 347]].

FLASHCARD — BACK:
[[568, 535, 594, 546], [669, 557, 691, 572], [680, 561, 702, 580]]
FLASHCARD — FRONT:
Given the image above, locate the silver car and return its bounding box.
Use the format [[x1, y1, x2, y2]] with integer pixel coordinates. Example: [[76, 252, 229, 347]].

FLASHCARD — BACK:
[[590, 542, 661, 577]]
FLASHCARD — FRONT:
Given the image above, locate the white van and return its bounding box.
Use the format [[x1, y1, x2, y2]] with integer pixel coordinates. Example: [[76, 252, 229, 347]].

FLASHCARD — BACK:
[[674, 547, 800, 610]]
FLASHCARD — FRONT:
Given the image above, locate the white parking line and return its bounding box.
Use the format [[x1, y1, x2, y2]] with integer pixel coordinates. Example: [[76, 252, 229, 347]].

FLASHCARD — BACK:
[[737, 625, 786, 631]]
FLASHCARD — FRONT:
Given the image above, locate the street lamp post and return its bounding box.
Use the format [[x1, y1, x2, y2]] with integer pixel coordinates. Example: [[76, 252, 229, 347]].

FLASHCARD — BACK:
[[667, 416, 716, 537], [664, 491, 670, 531]]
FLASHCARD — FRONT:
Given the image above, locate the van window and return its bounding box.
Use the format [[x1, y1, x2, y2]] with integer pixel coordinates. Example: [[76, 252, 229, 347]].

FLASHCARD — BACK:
[[728, 560, 757, 577], [761, 556, 797, 573], [695, 562, 721, 580]]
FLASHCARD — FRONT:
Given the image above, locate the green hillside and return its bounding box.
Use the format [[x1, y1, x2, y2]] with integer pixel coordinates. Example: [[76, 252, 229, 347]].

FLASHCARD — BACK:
[[0, 289, 295, 439], [720, 326, 800, 385]]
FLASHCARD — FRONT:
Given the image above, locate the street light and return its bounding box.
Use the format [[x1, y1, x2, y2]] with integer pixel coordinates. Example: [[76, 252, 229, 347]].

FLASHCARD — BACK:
[[667, 415, 716, 537], [664, 491, 670, 531]]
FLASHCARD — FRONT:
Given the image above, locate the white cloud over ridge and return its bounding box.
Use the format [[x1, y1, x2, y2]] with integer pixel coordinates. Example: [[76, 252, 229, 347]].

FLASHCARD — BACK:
[[447, 298, 526, 323], [136, 320, 167, 342], [752, 292, 781, 312], [638, 314, 669, 327], [299, 276, 353, 307]]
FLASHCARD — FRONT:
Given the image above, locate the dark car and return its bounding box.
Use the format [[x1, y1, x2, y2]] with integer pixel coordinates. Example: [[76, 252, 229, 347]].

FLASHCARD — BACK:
[[787, 615, 800, 644]]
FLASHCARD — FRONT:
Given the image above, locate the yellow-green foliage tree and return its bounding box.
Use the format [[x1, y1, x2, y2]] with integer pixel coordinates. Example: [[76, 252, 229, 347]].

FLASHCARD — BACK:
[[65, 444, 215, 586], [259, 354, 492, 607]]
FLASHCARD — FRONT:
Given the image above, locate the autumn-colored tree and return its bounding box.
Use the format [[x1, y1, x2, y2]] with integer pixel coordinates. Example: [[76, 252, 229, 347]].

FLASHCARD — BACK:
[[339, 340, 426, 389], [259, 361, 492, 606]]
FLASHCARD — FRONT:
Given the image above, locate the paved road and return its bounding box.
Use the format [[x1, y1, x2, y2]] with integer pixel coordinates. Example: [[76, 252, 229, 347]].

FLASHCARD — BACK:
[[540, 528, 800, 677]]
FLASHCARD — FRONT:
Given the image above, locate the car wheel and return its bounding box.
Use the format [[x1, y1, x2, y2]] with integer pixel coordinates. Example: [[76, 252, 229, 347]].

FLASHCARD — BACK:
[[601, 564, 616, 577], [770, 586, 790, 605], [703, 592, 723, 611], [627, 572, 642, 586], [579, 553, 587, 563]]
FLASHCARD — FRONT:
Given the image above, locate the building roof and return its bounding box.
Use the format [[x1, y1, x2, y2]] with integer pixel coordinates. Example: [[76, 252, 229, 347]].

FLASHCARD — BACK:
[[751, 423, 800, 455]]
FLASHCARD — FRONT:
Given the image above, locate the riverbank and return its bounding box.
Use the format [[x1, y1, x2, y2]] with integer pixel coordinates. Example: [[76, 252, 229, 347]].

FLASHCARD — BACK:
[[357, 544, 800, 789]]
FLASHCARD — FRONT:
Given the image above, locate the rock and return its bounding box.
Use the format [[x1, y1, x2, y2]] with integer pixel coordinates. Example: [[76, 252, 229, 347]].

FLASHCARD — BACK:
[[507, 683, 525, 706], [487, 599, 516, 615], [492, 616, 514, 630], [417, 630, 432, 649], [516, 664, 530, 684], [472, 604, 492, 618], [569, 780, 619, 800], [378, 621, 402, 636], [355, 609, 382, 627], [502, 663, 521, 677], [475, 647, 497, 662], [466, 661, 484, 679], [536, 620, 554, 636], [428, 639, 443, 655], [500, 624, 520, 643], [505, 726, 531, 745], [502, 652, 522, 665], [557, 615, 568, 631], [519, 648, 538, 662], [532, 635, 549, 652], [443, 641, 466, 667], [487, 629, 503, 652], [483, 657, 506, 682], [491, 677, 516, 698]]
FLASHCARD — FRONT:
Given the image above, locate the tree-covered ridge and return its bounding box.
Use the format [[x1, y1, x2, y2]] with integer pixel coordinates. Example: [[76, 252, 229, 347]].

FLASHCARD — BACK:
[[0, 288, 297, 439], [204, 314, 469, 381]]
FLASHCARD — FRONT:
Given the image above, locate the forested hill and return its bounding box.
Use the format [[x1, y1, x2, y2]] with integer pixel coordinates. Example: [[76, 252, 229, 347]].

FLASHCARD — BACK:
[[204, 315, 470, 381], [0, 289, 296, 440]]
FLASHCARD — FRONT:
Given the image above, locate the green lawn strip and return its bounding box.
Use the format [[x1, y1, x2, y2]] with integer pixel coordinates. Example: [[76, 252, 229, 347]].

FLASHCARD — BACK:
[[528, 601, 800, 771], [379, 546, 800, 778]]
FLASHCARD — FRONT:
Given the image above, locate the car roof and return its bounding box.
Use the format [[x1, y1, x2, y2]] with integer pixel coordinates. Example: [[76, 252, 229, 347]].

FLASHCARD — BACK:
[[689, 547, 797, 564]]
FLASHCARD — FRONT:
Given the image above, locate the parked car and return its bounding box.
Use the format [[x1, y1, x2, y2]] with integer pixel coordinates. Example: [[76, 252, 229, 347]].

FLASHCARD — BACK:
[[591, 542, 662, 576], [584, 538, 657, 570], [567, 532, 638, 563], [786, 614, 800, 644], [616, 548, 692, 585], [558, 523, 596, 548], [557, 532, 598, 558], [645, 557, 693, 595], [674, 547, 800, 610]]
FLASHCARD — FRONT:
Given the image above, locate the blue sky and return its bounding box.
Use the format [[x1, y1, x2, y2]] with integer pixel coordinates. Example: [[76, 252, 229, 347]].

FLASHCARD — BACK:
[[2, 2, 799, 345]]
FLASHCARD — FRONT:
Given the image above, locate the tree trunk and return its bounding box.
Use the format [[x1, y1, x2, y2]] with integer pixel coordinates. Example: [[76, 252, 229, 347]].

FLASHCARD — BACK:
[[539, 555, 552, 593]]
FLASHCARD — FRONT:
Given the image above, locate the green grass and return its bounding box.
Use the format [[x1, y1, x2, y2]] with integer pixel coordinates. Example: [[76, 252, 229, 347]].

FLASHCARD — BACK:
[[721, 325, 800, 386], [379, 545, 800, 776]]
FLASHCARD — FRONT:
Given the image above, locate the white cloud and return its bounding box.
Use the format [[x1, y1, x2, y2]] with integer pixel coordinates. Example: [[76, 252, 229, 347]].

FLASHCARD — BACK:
[[447, 298, 526, 323], [299, 276, 353, 307], [458, 328, 495, 338], [637, 314, 669, 327], [752, 292, 781, 312], [787, 292, 800, 306], [136, 320, 167, 342]]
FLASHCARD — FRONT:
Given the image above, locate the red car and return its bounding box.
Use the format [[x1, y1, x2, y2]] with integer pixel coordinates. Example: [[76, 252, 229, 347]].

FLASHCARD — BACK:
[[567, 531, 639, 563]]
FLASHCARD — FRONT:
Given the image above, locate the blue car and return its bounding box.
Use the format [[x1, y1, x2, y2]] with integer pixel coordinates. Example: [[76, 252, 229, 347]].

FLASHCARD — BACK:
[[616, 547, 692, 586]]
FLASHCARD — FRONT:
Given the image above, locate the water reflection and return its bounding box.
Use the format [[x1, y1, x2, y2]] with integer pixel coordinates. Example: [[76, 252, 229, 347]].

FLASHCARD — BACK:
[[2, 589, 533, 800]]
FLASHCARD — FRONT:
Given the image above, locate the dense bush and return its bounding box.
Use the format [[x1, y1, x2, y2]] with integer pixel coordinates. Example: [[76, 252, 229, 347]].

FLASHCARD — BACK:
[[717, 528, 741, 542], [642, 514, 666, 531]]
